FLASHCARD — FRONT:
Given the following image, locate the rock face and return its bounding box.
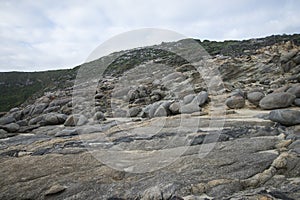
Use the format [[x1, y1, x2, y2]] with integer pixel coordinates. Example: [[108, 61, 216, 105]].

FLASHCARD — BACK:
[[225, 96, 245, 109], [259, 92, 296, 110], [269, 109, 300, 126]]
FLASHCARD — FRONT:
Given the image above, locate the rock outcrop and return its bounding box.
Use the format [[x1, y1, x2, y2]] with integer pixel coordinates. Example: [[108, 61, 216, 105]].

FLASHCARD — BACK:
[[0, 34, 300, 199]]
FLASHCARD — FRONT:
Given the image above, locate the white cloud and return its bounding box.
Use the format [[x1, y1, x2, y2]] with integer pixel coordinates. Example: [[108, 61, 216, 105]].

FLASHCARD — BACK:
[[0, 0, 299, 71]]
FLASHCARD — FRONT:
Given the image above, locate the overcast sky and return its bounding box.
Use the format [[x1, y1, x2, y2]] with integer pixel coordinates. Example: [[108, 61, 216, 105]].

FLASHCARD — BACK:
[[0, 0, 300, 72]]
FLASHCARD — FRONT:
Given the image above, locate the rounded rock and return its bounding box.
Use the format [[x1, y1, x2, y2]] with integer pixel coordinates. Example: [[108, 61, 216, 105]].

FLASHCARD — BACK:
[[247, 92, 265, 106], [269, 109, 300, 126], [225, 96, 245, 109], [259, 92, 296, 110]]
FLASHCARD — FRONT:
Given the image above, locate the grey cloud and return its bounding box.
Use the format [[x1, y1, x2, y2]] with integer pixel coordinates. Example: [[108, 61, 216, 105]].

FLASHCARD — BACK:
[[0, 0, 299, 71]]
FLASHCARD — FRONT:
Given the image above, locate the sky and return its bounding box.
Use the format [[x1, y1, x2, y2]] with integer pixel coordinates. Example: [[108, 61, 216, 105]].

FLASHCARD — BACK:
[[0, 0, 300, 72]]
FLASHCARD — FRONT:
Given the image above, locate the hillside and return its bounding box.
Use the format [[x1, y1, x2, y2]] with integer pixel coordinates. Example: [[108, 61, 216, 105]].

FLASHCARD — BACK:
[[0, 33, 300, 199], [1, 33, 300, 112]]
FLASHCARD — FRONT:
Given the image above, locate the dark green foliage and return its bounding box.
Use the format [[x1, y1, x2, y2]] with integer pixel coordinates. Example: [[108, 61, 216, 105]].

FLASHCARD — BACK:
[[0, 69, 77, 111]]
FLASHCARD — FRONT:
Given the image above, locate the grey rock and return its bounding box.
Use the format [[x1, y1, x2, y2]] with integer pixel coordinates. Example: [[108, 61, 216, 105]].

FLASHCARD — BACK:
[[42, 106, 60, 114], [269, 109, 300, 126], [11, 111, 22, 121], [287, 85, 300, 98], [28, 115, 44, 125], [55, 129, 78, 137], [169, 102, 181, 115], [42, 113, 67, 125], [16, 120, 28, 126], [180, 102, 201, 114], [0, 129, 17, 139], [183, 94, 196, 105], [49, 98, 71, 107], [128, 107, 142, 117], [153, 101, 173, 117], [192, 91, 208, 106], [94, 111, 106, 121], [150, 90, 165, 100], [2, 123, 20, 133], [231, 89, 247, 98], [162, 72, 183, 83], [21, 105, 33, 117], [148, 101, 164, 118], [295, 98, 300, 106], [127, 89, 139, 101], [141, 186, 162, 200], [45, 184, 66, 196], [0, 116, 16, 125], [280, 50, 297, 63], [154, 106, 168, 117], [94, 93, 103, 99], [259, 92, 296, 110], [225, 96, 245, 109], [9, 107, 20, 113], [64, 114, 88, 126], [247, 92, 265, 106], [31, 103, 48, 116], [113, 109, 127, 118], [292, 54, 300, 64]]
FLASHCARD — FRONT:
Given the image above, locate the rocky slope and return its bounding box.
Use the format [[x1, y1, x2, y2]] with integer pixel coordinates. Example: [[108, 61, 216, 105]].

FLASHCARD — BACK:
[[0, 34, 300, 199]]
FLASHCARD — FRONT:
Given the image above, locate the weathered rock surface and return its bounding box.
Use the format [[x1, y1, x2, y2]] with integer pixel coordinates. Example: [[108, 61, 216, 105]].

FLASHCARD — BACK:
[[64, 114, 88, 126], [259, 92, 296, 110], [1, 35, 300, 200], [247, 92, 265, 106], [225, 96, 245, 109], [269, 109, 300, 126]]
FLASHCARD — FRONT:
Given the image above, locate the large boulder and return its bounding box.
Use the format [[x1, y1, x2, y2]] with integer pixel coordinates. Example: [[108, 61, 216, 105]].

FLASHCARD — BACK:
[[225, 96, 245, 109], [169, 102, 181, 115], [93, 111, 106, 121], [280, 50, 297, 63], [287, 85, 300, 98], [0, 116, 16, 125], [180, 102, 201, 114], [183, 94, 196, 105], [128, 107, 142, 117], [269, 109, 300, 126], [28, 115, 44, 125], [153, 101, 173, 117], [0, 129, 17, 139], [1, 123, 20, 133], [41, 113, 68, 125], [42, 106, 60, 114], [259, 92, 296, 110], [31, 103, 48, 116], [192, 91, 209, 106], [64, 114, 88, 126], [247, 92, 265, 106]]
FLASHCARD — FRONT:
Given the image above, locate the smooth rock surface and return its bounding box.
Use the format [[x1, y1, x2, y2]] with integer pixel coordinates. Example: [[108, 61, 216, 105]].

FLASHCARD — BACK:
[[259, 92, 296, 110], [269, 109, 300, 126], [225, 96, 245, 109]]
